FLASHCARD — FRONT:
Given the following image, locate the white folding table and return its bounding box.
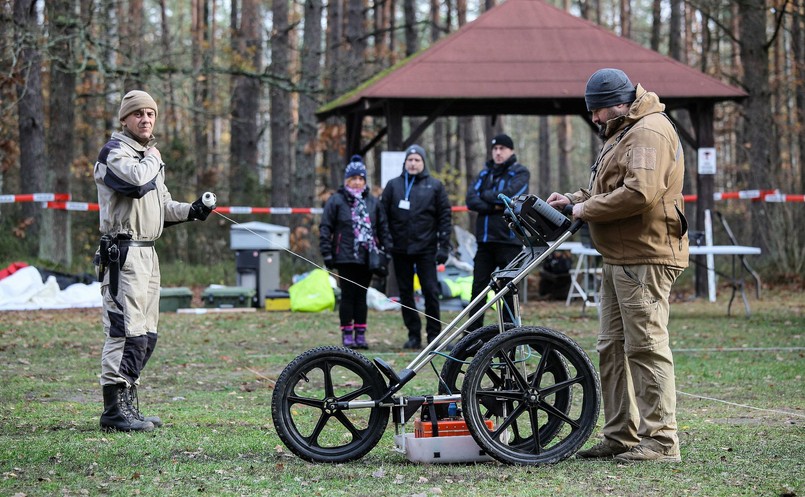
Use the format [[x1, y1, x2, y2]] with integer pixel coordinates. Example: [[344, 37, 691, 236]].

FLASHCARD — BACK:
[[565, 244, 762, 316]]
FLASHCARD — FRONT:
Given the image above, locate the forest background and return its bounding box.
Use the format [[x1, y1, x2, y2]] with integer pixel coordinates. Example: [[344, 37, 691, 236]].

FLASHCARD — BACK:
[[1, 0, 803, 286]]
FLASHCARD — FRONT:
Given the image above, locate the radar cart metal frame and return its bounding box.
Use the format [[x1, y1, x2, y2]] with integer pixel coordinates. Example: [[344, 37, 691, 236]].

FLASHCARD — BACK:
[[271, 194, 601, 465]]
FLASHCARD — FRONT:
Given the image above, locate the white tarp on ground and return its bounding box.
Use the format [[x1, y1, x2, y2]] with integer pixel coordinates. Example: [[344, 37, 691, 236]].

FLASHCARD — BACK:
[[0, 266, 102, 311]]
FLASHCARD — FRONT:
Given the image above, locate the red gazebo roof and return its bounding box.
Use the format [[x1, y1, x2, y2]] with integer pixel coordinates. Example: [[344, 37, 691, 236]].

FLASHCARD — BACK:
[[318, 0, 746, 118]]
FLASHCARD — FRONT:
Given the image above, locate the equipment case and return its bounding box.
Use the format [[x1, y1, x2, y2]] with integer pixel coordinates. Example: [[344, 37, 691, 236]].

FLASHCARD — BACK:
[[264, 290, 291, 311], [159, 287, 193, 312], [202, 286, 255, 308]]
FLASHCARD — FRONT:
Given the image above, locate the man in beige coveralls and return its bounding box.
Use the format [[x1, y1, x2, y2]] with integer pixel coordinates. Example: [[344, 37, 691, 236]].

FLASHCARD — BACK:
[[94, 90, 215, 431], [548, 68, 689, 462]]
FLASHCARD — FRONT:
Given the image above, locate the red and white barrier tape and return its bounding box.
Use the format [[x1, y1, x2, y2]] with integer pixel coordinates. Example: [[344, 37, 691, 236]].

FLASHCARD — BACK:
[[46, 201, 99, 211], [1, 189, 800, 213], [683, 189, 804, 203], [0, 193, 71, 203], [42, 202, 471, 213]]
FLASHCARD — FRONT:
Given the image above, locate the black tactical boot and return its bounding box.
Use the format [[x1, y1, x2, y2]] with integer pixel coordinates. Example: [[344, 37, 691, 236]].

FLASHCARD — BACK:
[[100, 384, 155, 432], [127, 385, 163, 428]]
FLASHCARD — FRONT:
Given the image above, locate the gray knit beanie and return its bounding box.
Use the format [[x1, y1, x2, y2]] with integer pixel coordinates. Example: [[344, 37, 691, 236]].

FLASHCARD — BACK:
[[404, 144, 427, 166], [584, 68, 636, 111]]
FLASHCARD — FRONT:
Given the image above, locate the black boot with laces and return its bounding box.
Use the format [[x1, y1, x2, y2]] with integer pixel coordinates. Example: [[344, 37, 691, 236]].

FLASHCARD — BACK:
[[99, 384, 154, 432], [127, 385, 163, 427]]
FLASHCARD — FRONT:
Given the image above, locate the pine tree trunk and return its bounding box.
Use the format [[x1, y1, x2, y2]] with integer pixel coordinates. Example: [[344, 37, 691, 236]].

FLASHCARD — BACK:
[[42, 0, 77, 266], [13, 0, 46, 247], [794, 5, 805, 195], [294, 0, 323, 206], [192, 0, 211, 192], [270, 0, 292, 227], [230, 0, 262, 205]]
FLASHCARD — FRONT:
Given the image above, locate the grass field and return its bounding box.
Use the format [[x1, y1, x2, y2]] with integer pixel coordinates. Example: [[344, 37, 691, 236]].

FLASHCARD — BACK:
[[1, 288, 803, 497]]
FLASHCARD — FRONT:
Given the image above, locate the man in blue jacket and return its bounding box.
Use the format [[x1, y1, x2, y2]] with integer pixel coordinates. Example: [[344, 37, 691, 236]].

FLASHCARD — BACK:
[[381, 145, 452, 349], [465, 134, 530, 331]]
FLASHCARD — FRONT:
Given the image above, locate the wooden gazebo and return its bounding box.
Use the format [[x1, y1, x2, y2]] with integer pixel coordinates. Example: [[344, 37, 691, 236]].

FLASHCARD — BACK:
[[318, 0, 747, 295]]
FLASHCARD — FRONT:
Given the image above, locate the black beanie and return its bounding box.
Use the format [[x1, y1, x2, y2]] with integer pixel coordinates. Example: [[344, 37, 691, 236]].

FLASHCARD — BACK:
[[491, 134, 514, 150], [584, 68, 636, 111]]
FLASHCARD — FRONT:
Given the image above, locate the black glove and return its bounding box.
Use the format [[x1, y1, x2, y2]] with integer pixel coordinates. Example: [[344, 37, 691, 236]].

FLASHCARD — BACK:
[[323, 257, 335, 270], [481, 191, 499, 204], [188, 195, 214, 221], [436, 246, 449, 265]]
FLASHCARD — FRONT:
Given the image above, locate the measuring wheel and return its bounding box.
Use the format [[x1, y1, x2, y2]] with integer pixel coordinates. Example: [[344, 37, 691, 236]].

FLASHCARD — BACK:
[[461, 327, 600, 465], [271, 346, 390, 463]]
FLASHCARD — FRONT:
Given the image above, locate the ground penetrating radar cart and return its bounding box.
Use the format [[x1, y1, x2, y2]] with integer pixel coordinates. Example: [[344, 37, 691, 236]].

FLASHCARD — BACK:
[[271, 194, 601, 465]]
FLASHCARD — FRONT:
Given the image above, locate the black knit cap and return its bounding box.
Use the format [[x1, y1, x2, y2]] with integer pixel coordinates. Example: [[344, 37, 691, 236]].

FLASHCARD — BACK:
[[491, 134, 514, 150], [584, 68, 636, 111]]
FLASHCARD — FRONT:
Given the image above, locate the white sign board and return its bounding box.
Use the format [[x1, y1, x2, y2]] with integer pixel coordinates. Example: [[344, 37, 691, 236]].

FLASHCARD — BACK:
[[381, 151, 406, 188], [698, 147, 717, 175]]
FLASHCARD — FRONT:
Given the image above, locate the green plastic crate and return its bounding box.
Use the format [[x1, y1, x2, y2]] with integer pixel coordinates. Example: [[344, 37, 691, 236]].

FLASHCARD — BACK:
[[159, 287, 193, 313], [201, 286, 256, 308]]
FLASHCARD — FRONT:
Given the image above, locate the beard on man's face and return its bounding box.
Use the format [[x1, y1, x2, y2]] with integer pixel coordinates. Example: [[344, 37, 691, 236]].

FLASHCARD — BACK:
[[597, 114, 627, 140], [597, 124, 608, 140]]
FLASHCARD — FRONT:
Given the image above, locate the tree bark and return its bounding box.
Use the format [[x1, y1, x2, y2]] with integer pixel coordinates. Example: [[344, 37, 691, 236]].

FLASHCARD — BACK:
[[619, 0, 631, 38], [43, 0, 78, 266], [345, 0, 367, 83], [270, 0, 292, 223], [121, 0, 145, 89], [738, 0, 775, 190], [431, 0, 446, 173], [669, 0, 683, 62], [794, 2, 805, 195], [13, 0, 47, 246], [650, 0, 661, 51], [736, 0, 776, 257], [538, 116, 550, 194], [192, 0, 211, 192], [556, 116, 571, 194], [456, 0, 476, 192], [323, 0, 346, 189], [294, 0, 323, 213], [230, 0, 262, 205], [160, 0, 178, 142]]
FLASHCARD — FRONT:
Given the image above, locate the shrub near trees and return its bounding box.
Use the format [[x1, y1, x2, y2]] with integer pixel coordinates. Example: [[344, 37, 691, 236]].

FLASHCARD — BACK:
[[1, 0, 803, 282]]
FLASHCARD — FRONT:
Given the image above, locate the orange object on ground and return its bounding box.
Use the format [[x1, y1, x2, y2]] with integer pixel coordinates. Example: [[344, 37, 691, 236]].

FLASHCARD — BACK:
[[414, 418, 494, 438]]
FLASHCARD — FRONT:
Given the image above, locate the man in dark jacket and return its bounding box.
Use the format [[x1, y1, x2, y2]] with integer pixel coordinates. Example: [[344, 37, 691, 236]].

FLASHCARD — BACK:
[[465, 134, 530, 331], [381, 145, 452, 349]]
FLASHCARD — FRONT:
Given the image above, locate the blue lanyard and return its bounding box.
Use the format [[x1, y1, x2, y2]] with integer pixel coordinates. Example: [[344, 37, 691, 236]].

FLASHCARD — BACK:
[[404, 172, 414, 201]]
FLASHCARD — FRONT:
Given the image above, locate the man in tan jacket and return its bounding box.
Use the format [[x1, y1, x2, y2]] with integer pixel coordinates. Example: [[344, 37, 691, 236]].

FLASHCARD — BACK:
[[94, 90, 215, 431], [548, 68, 689, 462]]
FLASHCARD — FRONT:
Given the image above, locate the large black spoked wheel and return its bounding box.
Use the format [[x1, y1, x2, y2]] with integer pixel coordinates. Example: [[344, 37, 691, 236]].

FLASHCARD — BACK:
[[437, 324, 515, 395], [461, 327, 600, 465], [440, 324, 572, 445], [271, 346, 390, 463]]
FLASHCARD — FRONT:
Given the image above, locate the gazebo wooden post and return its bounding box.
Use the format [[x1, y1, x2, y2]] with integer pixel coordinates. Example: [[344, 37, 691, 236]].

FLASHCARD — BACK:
[[693, 102, 715, 298], [386, 101, 404, 151], [346, 111, 364, 157]]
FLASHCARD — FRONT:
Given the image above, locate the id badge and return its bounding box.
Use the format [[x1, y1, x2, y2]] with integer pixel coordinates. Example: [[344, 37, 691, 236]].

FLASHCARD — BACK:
[[398, 199, 411, 210]]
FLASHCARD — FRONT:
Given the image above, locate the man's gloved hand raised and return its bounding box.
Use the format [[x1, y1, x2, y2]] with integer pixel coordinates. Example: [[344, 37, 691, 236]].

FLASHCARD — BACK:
[[188, 192, 216, 221]]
